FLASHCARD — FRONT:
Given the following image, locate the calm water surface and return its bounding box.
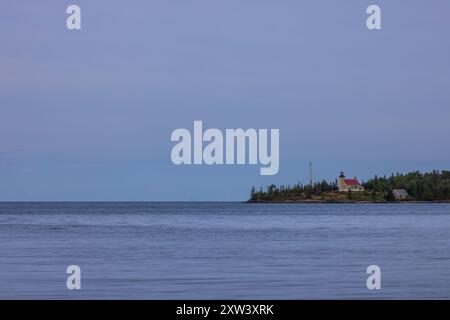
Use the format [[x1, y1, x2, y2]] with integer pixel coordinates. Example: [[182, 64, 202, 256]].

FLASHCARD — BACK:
[[0, 202, 449, 299]]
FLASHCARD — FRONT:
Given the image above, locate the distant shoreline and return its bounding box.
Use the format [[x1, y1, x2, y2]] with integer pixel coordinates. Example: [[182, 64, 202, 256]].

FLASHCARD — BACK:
[[245, 200, 450, 204], [248, 170, 450, 204]]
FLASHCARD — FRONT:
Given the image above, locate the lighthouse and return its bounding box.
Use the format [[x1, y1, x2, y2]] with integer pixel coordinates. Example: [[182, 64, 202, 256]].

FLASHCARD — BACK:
[[338, 172, 364, 192]]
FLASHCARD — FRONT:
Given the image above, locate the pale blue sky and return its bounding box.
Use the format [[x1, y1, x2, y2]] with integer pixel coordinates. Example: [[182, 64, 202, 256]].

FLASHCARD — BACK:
[[1, 1, 450, 201]]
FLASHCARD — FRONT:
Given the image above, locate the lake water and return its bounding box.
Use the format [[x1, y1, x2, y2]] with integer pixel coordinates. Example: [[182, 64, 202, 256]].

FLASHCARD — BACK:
[[0, 202, 449, 299]]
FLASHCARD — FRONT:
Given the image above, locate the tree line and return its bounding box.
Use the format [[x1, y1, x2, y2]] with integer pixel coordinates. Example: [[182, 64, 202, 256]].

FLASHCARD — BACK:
[[363, 170, 450, 201], [250, 180, 339, 201], [249, 170, 450, 201]]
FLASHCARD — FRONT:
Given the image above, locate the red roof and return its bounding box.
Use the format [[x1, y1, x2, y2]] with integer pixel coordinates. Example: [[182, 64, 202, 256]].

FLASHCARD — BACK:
[[344, 179, 360, 186]]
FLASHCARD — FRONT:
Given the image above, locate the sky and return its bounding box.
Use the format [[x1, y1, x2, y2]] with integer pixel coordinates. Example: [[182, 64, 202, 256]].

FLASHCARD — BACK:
[[1, 0, 450, 201]]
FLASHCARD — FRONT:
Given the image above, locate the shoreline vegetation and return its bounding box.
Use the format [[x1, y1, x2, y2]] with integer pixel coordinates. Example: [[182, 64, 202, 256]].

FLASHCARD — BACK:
[[247, 170, 450, 203]]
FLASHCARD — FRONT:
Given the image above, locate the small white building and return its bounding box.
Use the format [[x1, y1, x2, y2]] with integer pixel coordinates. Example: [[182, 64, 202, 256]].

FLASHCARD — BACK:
[[338, 172, 364, 192], [393, 189, 411, 200]]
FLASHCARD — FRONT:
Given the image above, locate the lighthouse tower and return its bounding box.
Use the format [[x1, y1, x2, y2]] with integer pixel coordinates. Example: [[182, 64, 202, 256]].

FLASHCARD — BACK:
[[338, 171, 346, 191]]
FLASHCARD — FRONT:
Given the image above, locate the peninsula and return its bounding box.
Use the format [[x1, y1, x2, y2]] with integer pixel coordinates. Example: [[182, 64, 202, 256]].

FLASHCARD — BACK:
[[247, 170, 450, 203]]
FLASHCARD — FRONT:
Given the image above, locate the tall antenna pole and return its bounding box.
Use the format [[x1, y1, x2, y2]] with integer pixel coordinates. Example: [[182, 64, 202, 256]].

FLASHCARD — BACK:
[[309, 161, 313, 186]]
